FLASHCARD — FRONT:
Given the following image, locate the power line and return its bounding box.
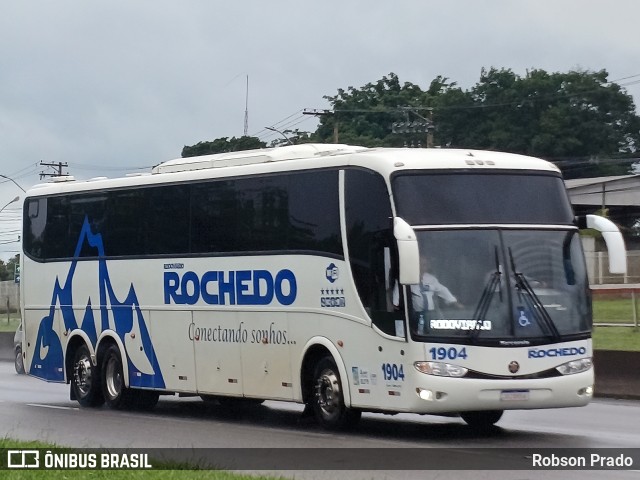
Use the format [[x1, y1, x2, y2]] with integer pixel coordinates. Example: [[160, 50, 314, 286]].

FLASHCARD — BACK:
[[250, 110, 304, 138], [39, 161, 68, 179], [255, 111, 316, 144]]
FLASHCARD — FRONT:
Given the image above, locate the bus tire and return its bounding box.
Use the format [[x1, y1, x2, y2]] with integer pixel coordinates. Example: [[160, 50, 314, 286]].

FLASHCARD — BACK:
[[14, 346, 25, 375], [101, 344, 134, 410], [460, 410, 503, 429], [312, 356, 361, 430], [71, 343, 104, 407]]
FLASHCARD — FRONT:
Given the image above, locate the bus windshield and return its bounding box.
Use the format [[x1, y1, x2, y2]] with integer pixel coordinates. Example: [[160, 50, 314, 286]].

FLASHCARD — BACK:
[[391, 172, 590, 344], [402, 229, 591, 343]]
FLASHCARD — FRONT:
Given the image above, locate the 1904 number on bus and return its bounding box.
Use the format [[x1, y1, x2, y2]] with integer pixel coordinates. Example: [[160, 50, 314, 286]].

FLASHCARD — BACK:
[[381, 363, 405, 381], [428, 346, 468, 360]]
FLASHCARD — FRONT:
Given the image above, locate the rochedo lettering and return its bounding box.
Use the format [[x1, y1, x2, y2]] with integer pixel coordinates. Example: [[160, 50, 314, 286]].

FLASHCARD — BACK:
[[528, 347, 587, 358], [164, 269, 297, 306]]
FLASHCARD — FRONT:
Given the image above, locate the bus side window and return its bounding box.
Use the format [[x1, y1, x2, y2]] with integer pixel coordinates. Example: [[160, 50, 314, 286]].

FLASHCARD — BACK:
[[345, 169, 405, 336]]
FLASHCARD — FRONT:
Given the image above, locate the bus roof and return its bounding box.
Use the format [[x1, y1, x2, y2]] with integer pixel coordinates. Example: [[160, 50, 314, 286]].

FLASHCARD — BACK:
[[26, 145, 560, 196]]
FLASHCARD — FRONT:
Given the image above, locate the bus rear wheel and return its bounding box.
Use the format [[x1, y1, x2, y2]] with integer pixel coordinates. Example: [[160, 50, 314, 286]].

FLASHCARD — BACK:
[[312, 356, 361, 430], [460, 410, 503, 429], [71, 344, 104, 407], [101, 345, 134, 410], [101, 345, 159, 410]]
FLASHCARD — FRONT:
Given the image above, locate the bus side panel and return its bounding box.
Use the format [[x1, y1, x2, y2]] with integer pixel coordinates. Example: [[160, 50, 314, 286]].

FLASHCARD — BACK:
[[23, 307, 65, 382], [240, 311, 293, 400], [193, 310, 243, 397], [148, 310, 196, 392], [21, 255, 66, 382]]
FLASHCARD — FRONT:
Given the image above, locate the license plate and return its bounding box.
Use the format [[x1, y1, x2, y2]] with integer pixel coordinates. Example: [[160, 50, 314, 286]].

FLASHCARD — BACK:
[[500, 389, 530, 401]]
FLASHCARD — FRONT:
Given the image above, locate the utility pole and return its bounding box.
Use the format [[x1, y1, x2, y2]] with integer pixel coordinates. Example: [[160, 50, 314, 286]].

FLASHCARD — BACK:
[[391, 107, 435, 147], [303, 109, 339, 143], [39, 161, 69, 179]]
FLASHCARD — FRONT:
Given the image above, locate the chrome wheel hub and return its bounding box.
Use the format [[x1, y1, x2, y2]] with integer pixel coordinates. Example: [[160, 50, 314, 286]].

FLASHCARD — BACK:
[[315, 370, 340, 417], [105, 357, 122, 399], [73, 356, 92, 396]]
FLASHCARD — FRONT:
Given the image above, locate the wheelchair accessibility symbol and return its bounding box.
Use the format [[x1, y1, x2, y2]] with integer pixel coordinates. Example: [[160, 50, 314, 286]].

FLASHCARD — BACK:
[[518, 309, 531, 327]]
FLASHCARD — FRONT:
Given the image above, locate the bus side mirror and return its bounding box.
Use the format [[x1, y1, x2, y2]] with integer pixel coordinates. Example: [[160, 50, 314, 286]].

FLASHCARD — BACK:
[[577, 214, 627, 275], [394, 217, 420, 285]]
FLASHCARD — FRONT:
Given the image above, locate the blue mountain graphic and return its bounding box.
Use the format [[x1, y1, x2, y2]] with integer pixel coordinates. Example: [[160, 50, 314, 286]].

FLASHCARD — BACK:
[[29, 217, 165, 390]]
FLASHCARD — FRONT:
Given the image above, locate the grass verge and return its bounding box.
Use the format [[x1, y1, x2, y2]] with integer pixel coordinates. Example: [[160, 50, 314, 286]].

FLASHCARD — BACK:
[[0, 316, 20, 333], [592, 326, 640, 351]]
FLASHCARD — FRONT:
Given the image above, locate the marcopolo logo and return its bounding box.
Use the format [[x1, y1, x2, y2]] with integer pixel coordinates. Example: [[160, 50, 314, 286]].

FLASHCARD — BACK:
[[326, 263, 339, 283], [528, 346, 587, 359], [164, 269, 297, 306]]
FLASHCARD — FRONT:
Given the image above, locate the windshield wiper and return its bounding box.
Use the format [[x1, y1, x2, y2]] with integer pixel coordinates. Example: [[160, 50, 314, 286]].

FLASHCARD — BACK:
[[470, 247, 502, 342], [509, 248, 561, 341]]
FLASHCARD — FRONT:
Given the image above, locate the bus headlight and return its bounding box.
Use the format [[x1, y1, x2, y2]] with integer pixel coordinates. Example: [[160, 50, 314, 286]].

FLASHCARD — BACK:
[[555, 358, 593, 375], [414, 361, 468, 377]]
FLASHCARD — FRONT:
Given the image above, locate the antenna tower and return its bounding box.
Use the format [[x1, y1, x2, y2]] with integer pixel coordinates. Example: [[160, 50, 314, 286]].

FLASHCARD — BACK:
[[243, 75, 249, 136]]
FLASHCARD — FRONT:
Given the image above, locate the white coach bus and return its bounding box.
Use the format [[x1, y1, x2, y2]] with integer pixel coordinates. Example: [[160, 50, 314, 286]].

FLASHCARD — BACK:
[[20, 144, 626, 429]]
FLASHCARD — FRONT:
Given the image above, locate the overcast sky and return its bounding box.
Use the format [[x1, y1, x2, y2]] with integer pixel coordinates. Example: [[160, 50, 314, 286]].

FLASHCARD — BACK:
[[0, 0, 639, 258]]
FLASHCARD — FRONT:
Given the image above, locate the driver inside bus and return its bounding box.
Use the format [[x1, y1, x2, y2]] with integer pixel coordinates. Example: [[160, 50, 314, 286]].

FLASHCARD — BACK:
[[392, 256, 463, 332]]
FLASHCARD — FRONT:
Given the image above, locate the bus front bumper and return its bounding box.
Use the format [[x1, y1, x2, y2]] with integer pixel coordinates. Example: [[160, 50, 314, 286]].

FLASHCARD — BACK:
[[407, 369, 594, 414]]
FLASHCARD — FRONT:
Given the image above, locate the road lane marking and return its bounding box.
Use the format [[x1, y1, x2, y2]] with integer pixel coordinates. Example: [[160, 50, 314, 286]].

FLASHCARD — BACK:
[[27, 403, 79, 411]]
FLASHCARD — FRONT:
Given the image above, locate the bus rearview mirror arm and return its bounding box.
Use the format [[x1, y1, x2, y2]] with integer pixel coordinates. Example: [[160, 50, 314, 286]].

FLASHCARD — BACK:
[[394, 217, 420, 285], [576, 214, 627, 275]]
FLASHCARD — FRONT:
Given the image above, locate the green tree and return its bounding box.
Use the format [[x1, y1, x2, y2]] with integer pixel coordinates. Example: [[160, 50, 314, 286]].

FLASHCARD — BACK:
[[458, 68, 640, 159], [182, 136, 266, 158], [0, 255, 19, 281], [183, 69, 640, 178], [314, 69, 640, 177], [6, 254, 19, 281], [314, 73, 444, 147]]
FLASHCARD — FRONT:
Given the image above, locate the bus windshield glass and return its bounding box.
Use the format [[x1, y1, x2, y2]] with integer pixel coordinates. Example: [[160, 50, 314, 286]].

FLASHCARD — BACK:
[[392, 172, 574, 225], [402, 229, 591, 343]]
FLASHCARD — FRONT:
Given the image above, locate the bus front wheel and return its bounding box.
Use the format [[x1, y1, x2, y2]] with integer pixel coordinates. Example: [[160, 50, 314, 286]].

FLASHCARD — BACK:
[[71, 344, 104, 407], [14, 346, 25, 375], [312, 356, 361, 430], [460, 410, 503, 429]]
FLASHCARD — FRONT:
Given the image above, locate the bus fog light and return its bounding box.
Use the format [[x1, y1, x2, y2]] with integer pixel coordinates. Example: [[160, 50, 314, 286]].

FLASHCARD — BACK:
[[578, 385, 594, 397], [556, 358, 592, 375], [416, 388, 435, 401], [414, 361, 468, 377]]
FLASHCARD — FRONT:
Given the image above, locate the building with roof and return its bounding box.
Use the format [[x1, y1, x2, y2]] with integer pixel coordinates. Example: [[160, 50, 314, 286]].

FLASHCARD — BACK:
[[566, 175, 640, 283]]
